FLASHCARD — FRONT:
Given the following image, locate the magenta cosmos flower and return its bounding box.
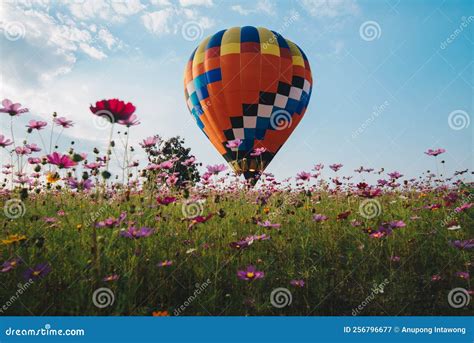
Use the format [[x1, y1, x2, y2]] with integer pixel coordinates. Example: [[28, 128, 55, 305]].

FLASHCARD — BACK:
[[47, 152, 77, 168], [0, 135, 13, 148], [26, 120, 47, 131], [120, 226, 154, 239], [0, 99, 29, 116], [157, 196, 177, 205], [425, 148, 446, 156], [329, 163, 343, 172], [53, 117, 74, 128], [90, 99, 136, 124], [237, 265, 264, 281], [296, 171, 312, 181], [290, 279, 305, 288]]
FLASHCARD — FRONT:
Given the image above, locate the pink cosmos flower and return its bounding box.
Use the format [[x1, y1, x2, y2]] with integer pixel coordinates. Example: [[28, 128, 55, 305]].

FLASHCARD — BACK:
[[103, 274, 119, 282], [26, 143, 41, 152], [26, 120, 47, 131], [226, 139, 242, 149], [182, 156, 196, 166], [206, 164, 227, 174], [0, 99, 28, 116], [53, 117, 74, 128], [313, 163, 324, 171], [425, 148, 446, 156], [28, 157, 41, 164], [313, 214, 328, 222], [118, 114, 140, 127], [15, 146, 31, 155], [47, 152, 77, 169], [329, 163, 343, 172], [454, 203, 473, 213], [250, 147, 266, 157], [140, 136, 159, 148], [388, 171, 403, 179], [0, 135, 13, 148], [257, 220, 281, 228]]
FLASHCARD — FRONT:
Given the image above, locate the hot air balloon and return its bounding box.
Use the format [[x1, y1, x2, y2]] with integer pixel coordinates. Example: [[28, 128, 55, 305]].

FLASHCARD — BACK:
[[184, 26, 313, 180]]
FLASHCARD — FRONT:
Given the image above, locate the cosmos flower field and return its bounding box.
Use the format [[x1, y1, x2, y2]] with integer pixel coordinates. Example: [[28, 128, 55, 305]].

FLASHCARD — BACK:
[[0, 98, 473, 316]]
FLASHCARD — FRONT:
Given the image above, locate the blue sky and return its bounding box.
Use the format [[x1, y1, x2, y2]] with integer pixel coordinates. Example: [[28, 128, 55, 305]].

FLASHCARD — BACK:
[[1, 0, 472, 181]]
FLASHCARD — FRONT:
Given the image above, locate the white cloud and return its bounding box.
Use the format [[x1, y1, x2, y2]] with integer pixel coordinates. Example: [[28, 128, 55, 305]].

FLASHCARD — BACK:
[[299, 0, 360, 18], [80, 42, 107, 59], [231, 0, 276, 16], [150, 0, 172, 6], [141, 8, 174, 35], [98, 28, 117, 49], [67, 0, 145, 22], [141, 6, 214, 36], [179, 0, 214, 7]]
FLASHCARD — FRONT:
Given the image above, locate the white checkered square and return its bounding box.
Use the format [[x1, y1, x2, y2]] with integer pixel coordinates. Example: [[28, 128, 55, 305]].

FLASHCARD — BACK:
[[274, 94, 288, 108], [289, 86, 302, 100], [186, 81, 195, 95], [243, 116, 257, 128], [303, 79, 311, 94], [257, 104, 273, 118], [232, 128, 245, 139]]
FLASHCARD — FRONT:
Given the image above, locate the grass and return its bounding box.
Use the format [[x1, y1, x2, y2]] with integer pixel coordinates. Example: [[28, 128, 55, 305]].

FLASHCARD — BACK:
[[1, 183, 472, 316]]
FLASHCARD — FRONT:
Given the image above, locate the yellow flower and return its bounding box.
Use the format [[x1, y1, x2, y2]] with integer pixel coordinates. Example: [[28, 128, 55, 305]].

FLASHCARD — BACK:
[[46, 172, 60, 183], [263, 207, 270, 214], [76, 224, 83, 231], [1, 234, 27, 245]]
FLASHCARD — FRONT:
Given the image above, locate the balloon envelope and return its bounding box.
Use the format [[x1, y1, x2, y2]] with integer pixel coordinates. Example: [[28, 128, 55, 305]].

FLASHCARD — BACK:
[[184, 26, 313, 180]]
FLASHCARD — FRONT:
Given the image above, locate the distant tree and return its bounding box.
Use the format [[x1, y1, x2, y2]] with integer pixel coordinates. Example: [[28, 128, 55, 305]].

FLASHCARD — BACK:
[[148, 136, 200, 187]]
